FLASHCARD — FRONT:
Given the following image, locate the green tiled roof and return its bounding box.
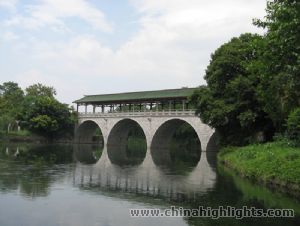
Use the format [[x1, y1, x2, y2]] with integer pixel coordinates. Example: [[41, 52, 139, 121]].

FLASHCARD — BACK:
[[74, 87, 197, 104]]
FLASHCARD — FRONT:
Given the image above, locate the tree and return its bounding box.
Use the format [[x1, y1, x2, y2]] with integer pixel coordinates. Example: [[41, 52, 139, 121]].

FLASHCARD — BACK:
[[0, 82, 24, 132], [253, 0, 300, 131], [19, 95, 75, 139], [0, 82, 75, 139], [25, 83, 56, 98], [18, 83, 76, 139], [0, 82, 24, 114], [287, 108, 300, 145], [190, 33, 273, 145]]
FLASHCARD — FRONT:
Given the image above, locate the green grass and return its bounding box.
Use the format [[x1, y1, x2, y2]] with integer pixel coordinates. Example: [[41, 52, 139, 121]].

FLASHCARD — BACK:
[[218, 142, 300, 190]]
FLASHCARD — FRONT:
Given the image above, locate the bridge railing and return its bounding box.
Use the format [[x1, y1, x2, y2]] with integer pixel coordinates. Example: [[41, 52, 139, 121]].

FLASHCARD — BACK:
[[78, 109, 197, 118]]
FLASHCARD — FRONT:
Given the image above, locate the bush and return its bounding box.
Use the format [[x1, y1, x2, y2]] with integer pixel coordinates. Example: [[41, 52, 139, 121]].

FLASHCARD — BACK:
[[287, 108, 300, 145], [273, 133, 297, 147]]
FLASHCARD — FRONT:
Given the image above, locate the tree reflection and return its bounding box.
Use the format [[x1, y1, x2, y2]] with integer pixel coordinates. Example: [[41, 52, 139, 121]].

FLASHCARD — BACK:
[[19, 169, 51, 198], [0, 144, 73, 198], [74, 144, 103, 164]]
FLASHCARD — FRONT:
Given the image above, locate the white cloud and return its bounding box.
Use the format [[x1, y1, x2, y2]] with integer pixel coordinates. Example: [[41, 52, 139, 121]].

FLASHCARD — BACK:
[[2, 0, 267, 104], [17, 69, 49, 88], [2, 31, 19, 41], [5, 0, 112, 32], [0, 0, 17, 10]]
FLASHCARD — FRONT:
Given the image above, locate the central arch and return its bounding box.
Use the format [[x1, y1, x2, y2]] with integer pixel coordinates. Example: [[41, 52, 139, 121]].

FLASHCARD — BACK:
[[107, 119, 147, 166], [75, 120, 104, 145], [150, 119, 202, 168], [151, 119, 202, 150]]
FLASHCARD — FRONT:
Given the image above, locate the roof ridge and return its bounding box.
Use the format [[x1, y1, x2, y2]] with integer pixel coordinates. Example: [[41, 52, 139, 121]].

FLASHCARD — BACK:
[[84, 87, 196, 97], [73, 87, 198, 103]]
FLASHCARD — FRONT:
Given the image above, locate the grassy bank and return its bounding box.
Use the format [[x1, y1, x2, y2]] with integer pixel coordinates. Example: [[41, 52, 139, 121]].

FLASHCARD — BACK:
[[0, 130, 47, 143], [218, 142, 300, 195], [0, 130, 73, 143]]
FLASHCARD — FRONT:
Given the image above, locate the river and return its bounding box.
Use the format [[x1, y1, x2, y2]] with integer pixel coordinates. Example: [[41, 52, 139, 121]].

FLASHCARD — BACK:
[[0, 142, 299, 226]]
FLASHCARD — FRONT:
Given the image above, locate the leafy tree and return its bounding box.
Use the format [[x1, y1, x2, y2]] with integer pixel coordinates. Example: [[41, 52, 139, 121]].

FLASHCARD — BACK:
[[18, 83, 76, 139], [19, 95, 75, 139], [253, 0, 300, 131], [0, 81, 23, 97], [0, 82, 24, 115], [0, 82, 24, 132], [190, 33, 273, 145], [0, 82, 75, 139], [25, 83, 56, 98], [191, 1, 300, 144], [287, 108, 300, 145]]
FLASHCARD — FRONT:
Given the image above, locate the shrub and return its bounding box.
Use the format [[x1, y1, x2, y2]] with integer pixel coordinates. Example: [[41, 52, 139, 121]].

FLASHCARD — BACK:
[[287, 108, 300, 145]]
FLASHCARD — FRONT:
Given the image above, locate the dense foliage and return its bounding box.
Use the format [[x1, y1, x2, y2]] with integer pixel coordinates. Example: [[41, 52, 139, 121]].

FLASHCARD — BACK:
[[191, 0, 300, 145], [0, 82, 24, 132], [287, 108, 300, 144], [19, 96, 75, 139], [25, 83, 57, 98], [191, 34, 273, 145], [0, 82, 76, 139], [254, 0, 300, 130]]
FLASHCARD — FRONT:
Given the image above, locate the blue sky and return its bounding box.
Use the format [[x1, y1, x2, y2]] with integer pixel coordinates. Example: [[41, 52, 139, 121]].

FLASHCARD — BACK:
[[0, 0, 267, 104]]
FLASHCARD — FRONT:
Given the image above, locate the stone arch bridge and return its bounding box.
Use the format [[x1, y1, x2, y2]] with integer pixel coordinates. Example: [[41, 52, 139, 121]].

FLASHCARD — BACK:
[[74, 88, 215, 152]]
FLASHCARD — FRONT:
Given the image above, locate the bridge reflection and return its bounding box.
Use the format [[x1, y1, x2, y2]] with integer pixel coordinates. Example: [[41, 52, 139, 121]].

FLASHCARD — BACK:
[[73, 145, 217, 202], [0, 143, 217, 201], [74, 144, 103, 164]]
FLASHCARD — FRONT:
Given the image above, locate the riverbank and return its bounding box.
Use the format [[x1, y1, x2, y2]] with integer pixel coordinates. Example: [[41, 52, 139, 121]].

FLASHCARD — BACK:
[[218, 142, 300, 197], [0, 131, 73, 144]]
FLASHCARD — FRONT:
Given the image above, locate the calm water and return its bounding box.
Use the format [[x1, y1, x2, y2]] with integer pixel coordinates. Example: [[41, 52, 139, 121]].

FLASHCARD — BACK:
[[0, 143, 299, 226]]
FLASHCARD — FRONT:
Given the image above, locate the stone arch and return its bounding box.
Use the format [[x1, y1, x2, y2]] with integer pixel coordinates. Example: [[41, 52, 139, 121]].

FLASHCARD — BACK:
[[107, 118, 147, 166], [75, 120, 104, 145], [150, 118, 202, 167], [151, 118, 202, 150], [107, 118, 149, 147], [153, 117, 215, 151]]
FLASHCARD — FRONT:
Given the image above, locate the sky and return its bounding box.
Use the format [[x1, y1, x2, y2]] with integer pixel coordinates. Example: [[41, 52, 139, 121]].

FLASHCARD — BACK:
[[0, 0, 267, 105]]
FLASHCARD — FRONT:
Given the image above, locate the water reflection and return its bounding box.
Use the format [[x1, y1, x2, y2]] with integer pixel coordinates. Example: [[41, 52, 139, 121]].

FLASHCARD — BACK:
[[219, 165, 300, 214], [0, 143, 299, 226], [73, 146, 216, 201], [107, 138, 147, 166], [0, 144, 73, 199], [1, 144, 73, 164], [74, 144, 103, 164], [0, 143, 221, 201], [151, 146, 200, 175]]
